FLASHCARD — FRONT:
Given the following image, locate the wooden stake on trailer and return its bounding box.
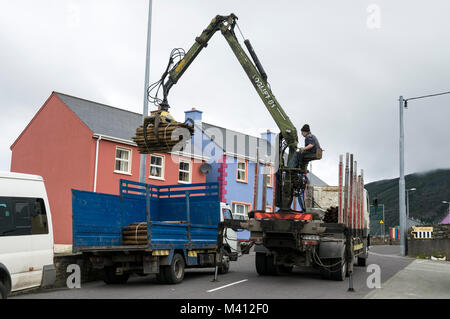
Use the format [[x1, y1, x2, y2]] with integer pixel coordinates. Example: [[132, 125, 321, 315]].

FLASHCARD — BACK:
[[344, 153, 350, 226], [361, 169, 365, 233], [349, 154, 354, 230]]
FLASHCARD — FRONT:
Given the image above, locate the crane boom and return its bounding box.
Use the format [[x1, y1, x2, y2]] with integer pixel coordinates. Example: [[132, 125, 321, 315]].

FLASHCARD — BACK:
[[160, 14, 298, 150]]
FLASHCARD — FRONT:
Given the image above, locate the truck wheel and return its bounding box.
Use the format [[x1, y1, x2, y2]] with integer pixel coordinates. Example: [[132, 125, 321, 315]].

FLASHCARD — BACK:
[[0, 281, 8, 299], [101, 267, 130, 284], [255, 252, 268, 275], [218, 256, 230, 274], [265, 254, 280, 276], [163, 253, 185, 284], [156, 269, 167, 283], [357, 257, 367, 267], [279, 265, 293, 274], [330, 258, 347, 281]]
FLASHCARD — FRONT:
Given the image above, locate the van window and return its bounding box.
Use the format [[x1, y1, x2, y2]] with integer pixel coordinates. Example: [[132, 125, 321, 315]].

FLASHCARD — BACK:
[[0, 197, 48, 236]]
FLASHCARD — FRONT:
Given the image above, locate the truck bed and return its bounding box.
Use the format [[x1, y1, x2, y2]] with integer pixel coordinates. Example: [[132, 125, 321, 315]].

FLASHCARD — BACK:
[[72, 180, 221, 253]]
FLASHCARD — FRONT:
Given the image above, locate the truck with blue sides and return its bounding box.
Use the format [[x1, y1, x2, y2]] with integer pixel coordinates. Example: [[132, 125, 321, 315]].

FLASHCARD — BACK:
[[72, 179, 237, 284]]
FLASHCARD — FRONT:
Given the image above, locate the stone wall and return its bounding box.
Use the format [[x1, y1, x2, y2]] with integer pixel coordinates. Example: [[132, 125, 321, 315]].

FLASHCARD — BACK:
[[407, 224, 450, 259]]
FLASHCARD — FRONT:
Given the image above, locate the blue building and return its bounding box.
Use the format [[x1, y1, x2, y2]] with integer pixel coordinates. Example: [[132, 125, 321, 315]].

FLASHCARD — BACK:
[[183, 108, 328, 223]]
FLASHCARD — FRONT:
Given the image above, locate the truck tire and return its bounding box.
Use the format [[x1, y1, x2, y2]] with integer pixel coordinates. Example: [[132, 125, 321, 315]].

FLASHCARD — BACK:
[[156, 269, 167, 283], [330, 258, 347, 281], [255, 252, 268, 275], [101, 266, 130, 284], [265, 254, 280, 276], [218, 256, 230, 274], [357, 257, 367, 267], [162, 253, 185, 284], [0, 281, 8, 299], [279, 265, 293, 274]]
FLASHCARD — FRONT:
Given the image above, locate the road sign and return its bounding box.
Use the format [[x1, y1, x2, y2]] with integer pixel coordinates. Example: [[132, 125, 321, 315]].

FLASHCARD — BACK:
[[379, 220, 384, 224]]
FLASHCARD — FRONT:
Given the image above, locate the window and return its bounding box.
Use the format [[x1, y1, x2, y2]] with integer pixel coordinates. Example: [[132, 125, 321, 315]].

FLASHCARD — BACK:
[[149, 155, 164, 179], [264, 165, 273, 187], [236, 159, 247, 183], [0, 197, 48, 237], [222, 208, 233, 220], [115, 147, 131, 174], [178, 160, 191, 183], [231, 202, 250, 221]]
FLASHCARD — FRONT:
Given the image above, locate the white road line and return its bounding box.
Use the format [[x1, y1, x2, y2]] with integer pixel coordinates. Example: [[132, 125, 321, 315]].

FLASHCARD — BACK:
[[207, 279, 248, 293]]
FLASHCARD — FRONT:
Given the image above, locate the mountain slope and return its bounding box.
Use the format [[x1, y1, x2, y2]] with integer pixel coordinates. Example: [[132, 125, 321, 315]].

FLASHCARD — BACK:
[[365, 169, 450, 227]]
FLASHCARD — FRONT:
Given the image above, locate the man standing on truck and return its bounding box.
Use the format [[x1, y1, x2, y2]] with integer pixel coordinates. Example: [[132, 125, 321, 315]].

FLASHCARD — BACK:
[[288, 124, 322, 173]]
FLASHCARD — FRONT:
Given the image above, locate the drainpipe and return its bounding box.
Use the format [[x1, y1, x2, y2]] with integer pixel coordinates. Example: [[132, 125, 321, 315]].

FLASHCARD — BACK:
[[93, 135, 102, 192]]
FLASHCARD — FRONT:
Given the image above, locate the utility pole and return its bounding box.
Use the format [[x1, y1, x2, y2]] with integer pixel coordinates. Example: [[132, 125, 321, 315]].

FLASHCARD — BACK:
[[139, 0, 153, 184], [399, 95, 406, 256]]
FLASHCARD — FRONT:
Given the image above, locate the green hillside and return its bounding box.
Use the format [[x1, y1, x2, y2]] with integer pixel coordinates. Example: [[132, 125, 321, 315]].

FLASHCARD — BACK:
[[365, 169, 450, 228]]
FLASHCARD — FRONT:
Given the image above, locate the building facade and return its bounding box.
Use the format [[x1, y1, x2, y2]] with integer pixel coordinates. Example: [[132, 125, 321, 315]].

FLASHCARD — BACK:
[[10, 92, 328, 249]]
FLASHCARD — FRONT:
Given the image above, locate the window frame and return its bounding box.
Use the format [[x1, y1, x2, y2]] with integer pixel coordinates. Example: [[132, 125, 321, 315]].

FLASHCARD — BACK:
[[149, 154, 165, 180], [231, 201, 251, 220], [178, 159, 192, 184], [265, 165, 273, 188], [114, 146, 132, 175], [236, 158, 248, 183]]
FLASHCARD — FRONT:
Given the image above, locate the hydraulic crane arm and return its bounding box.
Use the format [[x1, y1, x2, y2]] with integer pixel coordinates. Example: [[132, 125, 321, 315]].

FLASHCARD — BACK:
[[159, 14, 298, 150]]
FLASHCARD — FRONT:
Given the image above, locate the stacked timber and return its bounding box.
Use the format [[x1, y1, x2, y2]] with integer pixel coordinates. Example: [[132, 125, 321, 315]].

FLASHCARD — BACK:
[[323, 206, 339, 224], [122, 221, 188, 245], [122, 222, 148, 245], [133, 122, 194, 154]]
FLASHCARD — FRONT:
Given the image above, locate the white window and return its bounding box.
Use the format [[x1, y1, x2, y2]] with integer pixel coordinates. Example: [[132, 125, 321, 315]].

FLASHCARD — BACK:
[[265, 165, 273, 187], [237, 159, 247, 182], [115, 147, 131, 174], [178, 160, 191, 183], [149, 155, 164, 179], [232, 202, 250, 220]]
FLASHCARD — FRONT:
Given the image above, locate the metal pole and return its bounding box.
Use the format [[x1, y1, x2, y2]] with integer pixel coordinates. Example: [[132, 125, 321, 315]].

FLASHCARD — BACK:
[[399, 96, 406, 256], [139, 0, 153, 184], [338, 155, 343, 223]]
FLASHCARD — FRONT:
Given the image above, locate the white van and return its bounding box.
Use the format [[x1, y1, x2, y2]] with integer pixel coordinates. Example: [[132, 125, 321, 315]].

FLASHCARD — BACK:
[[0, 171, 55, 299]]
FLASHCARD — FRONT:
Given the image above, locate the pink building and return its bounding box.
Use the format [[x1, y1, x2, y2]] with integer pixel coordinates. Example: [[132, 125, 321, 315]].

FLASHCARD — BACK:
[[10, 92, 207, 249]]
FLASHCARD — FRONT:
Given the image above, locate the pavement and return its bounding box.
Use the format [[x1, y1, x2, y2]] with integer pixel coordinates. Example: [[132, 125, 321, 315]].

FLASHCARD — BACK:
[[364, 258, 450, 299], [11, 245, 448, 299]]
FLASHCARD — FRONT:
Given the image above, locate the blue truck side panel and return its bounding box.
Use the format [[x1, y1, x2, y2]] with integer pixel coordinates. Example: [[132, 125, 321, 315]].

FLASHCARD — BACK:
[[72, 180, 220, 252]]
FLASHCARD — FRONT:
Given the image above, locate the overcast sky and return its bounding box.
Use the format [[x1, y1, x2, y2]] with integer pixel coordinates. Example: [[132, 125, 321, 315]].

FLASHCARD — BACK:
[[1, 0, 449, 185]]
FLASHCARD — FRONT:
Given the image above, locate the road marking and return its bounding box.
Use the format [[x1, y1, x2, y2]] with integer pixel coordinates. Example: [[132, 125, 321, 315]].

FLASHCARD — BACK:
[[207, 279, 248, 293], [369, 251, 409, 259]]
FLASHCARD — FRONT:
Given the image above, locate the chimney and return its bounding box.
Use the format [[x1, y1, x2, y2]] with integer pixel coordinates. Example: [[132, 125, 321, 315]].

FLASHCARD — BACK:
[[184, 107, 203, 123]]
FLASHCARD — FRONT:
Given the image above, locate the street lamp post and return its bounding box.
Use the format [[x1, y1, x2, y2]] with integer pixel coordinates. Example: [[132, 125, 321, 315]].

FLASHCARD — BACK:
[[406, 188, 416, 219], [443, 201, 450, 224], [398, 91, 450, 256]]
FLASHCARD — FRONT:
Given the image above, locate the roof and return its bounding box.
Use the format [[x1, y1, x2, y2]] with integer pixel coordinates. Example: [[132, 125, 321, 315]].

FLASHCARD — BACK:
[[55, 92, 142, 141], [202, 122, 273, 160], [0, 171, 43, 181], [308, 174, 329, 186], [54, 92, 327, 186]]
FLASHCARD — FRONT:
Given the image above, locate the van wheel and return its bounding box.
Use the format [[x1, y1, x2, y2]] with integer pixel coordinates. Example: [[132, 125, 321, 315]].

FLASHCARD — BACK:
[[163, 253, 185, 284], [101, 267, 130, 284], [0, 282, 8, 299]]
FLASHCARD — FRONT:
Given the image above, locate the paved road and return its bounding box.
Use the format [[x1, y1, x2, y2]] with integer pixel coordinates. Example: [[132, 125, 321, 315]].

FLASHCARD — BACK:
[[12, 245, 414, 299]]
